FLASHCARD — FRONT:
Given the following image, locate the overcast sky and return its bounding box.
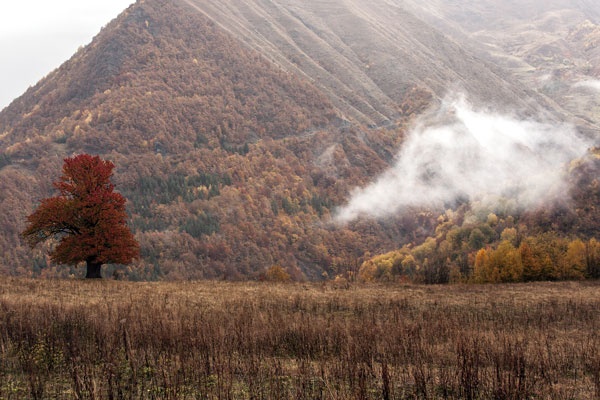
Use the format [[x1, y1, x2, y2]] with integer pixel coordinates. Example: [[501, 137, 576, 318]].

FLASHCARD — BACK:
[[0, 0, 134, 110]]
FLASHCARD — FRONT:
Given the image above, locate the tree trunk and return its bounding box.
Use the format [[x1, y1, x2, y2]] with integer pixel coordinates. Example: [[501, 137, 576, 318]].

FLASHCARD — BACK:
[[85, 261, 103, 279]]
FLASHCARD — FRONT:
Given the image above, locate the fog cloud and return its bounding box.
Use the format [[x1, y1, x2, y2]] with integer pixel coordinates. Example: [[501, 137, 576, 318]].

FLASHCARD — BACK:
[[573, 80, 600, 92], [335, 96, 592, 223]]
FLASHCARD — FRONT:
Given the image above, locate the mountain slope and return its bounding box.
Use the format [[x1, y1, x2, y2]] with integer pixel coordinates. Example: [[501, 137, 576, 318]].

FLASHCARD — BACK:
[[0, 0, 597, 280], [0, 0, 413, 279], [181, 0, 559, 125], [0, 0, 338, 156]]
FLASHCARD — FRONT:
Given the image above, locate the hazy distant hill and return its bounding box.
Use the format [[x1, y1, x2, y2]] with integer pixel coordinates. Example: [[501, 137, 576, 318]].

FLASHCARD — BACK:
[[401, 0, 600, 134], [0, 0, 597, 280]]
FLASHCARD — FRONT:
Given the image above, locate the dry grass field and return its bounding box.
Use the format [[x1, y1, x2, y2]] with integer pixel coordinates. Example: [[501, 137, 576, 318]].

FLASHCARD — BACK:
[[0, 278, 598, 399]]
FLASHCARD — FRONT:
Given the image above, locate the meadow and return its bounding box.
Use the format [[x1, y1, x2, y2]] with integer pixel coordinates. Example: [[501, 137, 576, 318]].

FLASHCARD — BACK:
[[0, 278, 598, 399]]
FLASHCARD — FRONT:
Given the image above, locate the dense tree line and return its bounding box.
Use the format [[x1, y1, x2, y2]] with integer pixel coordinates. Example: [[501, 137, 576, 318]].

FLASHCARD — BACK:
[[359, 200, 600, 284]]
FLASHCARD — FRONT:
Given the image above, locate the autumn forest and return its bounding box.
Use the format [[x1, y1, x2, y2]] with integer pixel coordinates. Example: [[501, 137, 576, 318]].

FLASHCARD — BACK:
[[0, 0, 599, 284]]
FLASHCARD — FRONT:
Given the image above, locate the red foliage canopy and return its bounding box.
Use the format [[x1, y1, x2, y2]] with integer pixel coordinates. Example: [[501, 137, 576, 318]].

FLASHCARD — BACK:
[[22, 154, 139, 277]]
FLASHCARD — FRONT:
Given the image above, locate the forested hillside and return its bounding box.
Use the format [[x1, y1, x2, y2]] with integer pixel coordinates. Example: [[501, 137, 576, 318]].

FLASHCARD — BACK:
[[0, 0, 598, 281], [0, 0, 425, 279]]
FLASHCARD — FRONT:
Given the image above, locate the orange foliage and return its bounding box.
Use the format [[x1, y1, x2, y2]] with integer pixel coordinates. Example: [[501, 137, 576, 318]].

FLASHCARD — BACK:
[[22, 155, 139, 278]]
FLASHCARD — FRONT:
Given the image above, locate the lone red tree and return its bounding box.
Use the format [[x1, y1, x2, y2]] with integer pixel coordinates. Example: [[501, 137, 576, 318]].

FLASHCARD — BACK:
[[22, 154, 139, 278]]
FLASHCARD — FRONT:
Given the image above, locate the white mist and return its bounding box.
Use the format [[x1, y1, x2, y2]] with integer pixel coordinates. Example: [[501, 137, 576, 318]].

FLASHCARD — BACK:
[[335, 96, 592, 223]]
